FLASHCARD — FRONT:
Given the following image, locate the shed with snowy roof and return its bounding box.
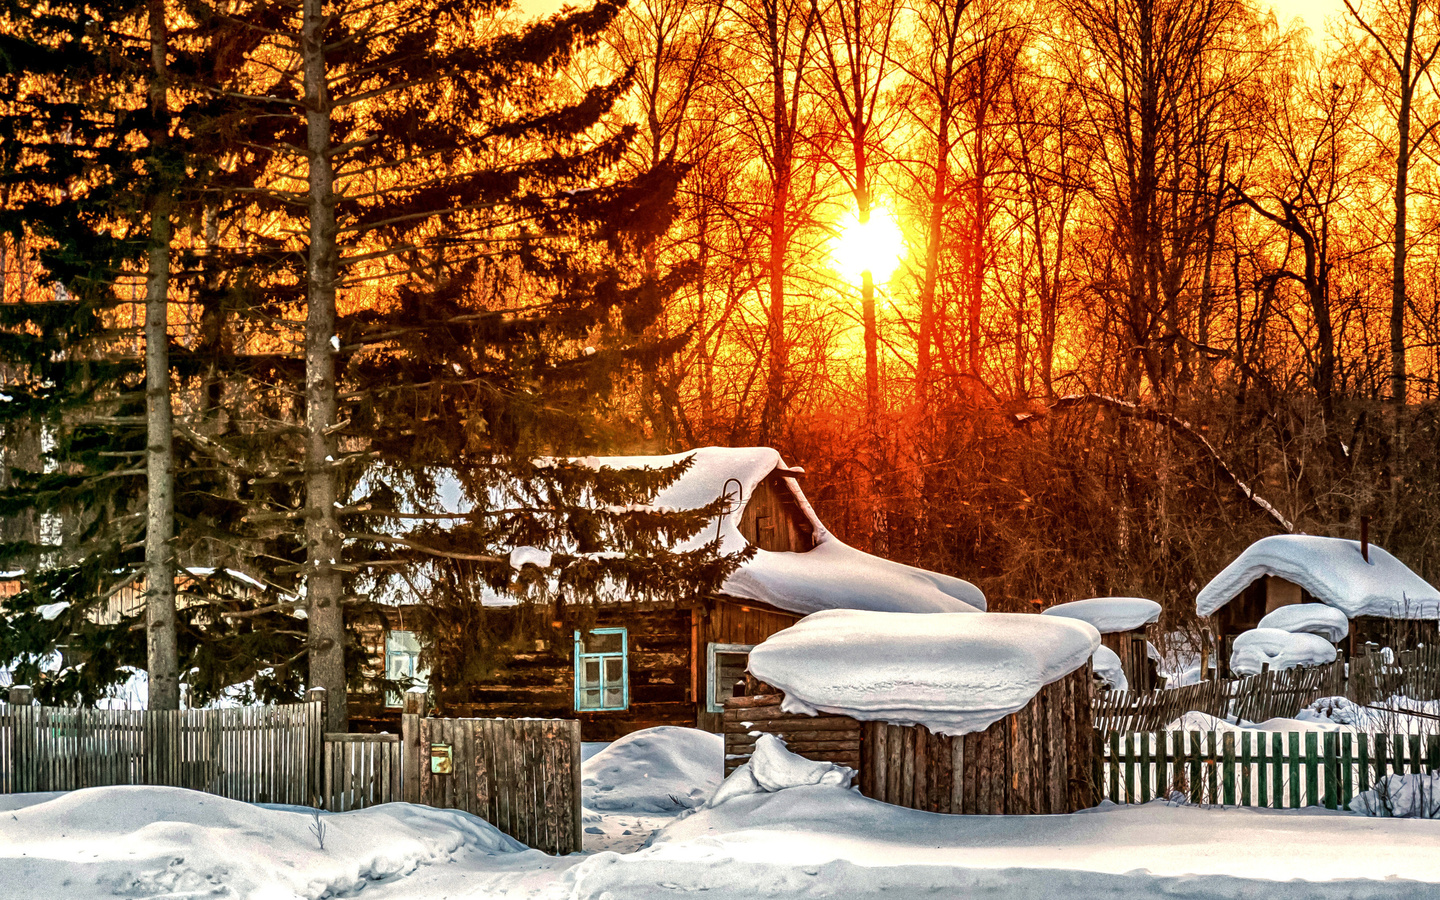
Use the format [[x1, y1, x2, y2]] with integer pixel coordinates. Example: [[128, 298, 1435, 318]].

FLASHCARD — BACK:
[[722, 609, 1100, 815], [1042, 597, 1161, 691], [354, 447, 987, 739], [1196, 535, 1440, 670]]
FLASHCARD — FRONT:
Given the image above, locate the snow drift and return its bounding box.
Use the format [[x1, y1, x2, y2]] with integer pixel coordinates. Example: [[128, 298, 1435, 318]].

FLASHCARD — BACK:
[[582, 726, 723, 813], [1197, 535, 1440, 619], [747, 609, 1100, 736], [1091, 645, 1128, 691], [1042, 597, 1160, 634], [0, 785, 522, 900], [708, 734, 855, 807]]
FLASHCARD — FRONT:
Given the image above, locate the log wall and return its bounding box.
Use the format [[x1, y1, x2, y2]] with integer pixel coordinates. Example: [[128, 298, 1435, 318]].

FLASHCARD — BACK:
[[721, 666, 1097, 815]]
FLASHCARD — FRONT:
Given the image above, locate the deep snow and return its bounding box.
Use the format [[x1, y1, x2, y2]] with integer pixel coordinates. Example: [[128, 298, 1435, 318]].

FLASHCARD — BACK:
[[1042, 596, 1161, 633], [1228, 627, 1337, 674]]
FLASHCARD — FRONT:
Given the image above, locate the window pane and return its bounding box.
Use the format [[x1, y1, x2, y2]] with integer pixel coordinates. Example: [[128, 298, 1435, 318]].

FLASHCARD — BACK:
[[604, 656, 623, 686], [603, 686, 623, 708], [582, 689, 601, 708], [582, 631, 624, 654], [582, 659, 601, 688]]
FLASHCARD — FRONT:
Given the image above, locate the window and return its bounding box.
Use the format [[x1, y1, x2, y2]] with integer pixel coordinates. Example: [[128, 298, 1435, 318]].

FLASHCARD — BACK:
[[707, 643, 753, 713], [385, 630, 428, 708], [574, 627, 627, 711]]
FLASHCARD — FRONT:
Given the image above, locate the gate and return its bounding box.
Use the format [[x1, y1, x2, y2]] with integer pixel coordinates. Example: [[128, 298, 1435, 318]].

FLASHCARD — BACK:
[[404, 713, 580, 855]]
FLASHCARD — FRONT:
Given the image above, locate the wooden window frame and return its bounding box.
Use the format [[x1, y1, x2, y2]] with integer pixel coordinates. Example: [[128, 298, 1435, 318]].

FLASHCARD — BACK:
[[707, 642, 754, 713], [574, 627, 629, 712], [384, 629, 426, 709]]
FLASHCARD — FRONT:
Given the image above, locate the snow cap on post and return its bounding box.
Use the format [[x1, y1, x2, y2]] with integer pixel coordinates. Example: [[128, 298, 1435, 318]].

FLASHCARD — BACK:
[[747, 609, 1100, 737], [1041, 597, 1160, 634], [1196, 535, 1440, 620], [1228, 628, 1337, 675], [1257, 603, 1349, 643]]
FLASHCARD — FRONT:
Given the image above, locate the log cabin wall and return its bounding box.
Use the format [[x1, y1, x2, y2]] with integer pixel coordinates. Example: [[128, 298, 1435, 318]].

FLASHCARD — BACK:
[[694, 598, 802, 733], [721, 666, 1097, 815], [736, 473, 816, 553]]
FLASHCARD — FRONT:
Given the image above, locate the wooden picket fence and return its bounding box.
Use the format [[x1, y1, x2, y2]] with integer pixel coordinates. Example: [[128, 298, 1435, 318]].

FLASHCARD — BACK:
[[320, 733, 402, 812], [0, 700, 323, 804], [1094, 662, 1344, 732], [1350, 645, 1440, 705], [1098, 730, 1440, 810]]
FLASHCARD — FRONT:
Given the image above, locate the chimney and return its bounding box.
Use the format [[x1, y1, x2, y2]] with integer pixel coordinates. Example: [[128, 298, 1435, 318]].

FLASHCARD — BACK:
[[1360, 515, 1370, 563]]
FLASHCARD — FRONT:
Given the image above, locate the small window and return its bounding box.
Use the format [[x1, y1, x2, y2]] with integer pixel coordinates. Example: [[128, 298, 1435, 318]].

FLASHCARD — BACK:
[[707, 643, 753, 713], [385, 630, 428, 708], [575, 627, 628, 711]]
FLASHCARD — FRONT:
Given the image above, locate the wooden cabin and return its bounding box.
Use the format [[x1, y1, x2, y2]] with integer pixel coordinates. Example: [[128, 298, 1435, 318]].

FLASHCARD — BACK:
[[348, 448, 986, 739], [722, 668, 1097, 815], [1197, 535, 1440, 674], [1041, 597, 1161, 692]]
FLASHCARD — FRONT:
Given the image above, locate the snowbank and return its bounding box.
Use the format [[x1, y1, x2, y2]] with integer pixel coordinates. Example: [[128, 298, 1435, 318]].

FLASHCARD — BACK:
[[747, 609, 1099, 736], [709, 735, 855, 807], [1229, 627, 1337, 675], [1197, 535, 1440, 619], [1092, 645, 1128, 691], [568, 783, 1440, 900], [1042, 597, 1160, 634], [0, 785, 523, 900], [1258, 602, 1349, 642], [582, 726, 723, 813], [1351, 773, 1440, 818]]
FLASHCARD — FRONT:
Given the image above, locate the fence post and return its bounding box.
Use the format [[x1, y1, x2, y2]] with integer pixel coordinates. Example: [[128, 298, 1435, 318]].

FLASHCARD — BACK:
[[401, 689, 424, 804], [306, 688, 327, 807]]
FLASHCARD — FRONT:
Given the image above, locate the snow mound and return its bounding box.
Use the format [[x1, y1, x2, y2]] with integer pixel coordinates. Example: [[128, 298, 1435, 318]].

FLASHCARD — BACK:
[[1258, 603, 1350, 642], [747, 609, 1100, 736], [1350, 773, 1440, 818], [0, 785, 523, 900], [709, 735, 855, 807], [1042, 597, 1160, 634], [1229, 628, 1337, 675], [1197, 535, 1440, 619], [1092, 645, 1128, 691], [582, 726, 723, 813]]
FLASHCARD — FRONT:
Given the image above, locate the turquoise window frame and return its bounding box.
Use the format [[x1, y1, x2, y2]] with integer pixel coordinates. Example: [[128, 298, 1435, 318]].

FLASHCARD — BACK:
[[574, 627, 628, 711]]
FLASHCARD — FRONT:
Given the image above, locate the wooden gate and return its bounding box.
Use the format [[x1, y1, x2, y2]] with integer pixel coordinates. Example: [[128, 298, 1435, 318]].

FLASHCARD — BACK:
[[320, 733, 402, 811], [405, 715, 580, 855], [0, 699, 323, 804]]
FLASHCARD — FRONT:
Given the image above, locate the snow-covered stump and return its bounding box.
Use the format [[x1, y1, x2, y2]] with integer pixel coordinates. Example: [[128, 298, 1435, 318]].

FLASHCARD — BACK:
[[723, 666, 1096, 815]]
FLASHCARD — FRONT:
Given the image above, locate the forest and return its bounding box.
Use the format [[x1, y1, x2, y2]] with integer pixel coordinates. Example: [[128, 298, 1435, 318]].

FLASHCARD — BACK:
[[1, 0, 1439, 723]]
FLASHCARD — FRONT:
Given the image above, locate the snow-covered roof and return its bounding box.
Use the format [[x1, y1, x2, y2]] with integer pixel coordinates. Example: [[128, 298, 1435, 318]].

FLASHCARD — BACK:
[[428, 447, 985, 616], [1229, 628, 1337, 675], [1257, 603, 1349, 643], [1041, 597, 1160, 634], [1196, 535, 1440, 620], [746, 609, 1099, 736]]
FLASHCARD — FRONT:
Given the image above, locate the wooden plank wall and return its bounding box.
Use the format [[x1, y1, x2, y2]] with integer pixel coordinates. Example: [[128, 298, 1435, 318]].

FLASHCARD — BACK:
[[721, 668, 1096, 815], [321, 733, 402, 812], [721, 694, 861, 775], [414, 715, 581, 855], [696, 600, 802, 733], [0, 701, 323, 805]]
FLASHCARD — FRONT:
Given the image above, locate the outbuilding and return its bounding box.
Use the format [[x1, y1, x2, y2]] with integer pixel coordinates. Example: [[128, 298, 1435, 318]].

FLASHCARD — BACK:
[[1042, 597, 1161, 691], [1196, 534, 1440, 672]]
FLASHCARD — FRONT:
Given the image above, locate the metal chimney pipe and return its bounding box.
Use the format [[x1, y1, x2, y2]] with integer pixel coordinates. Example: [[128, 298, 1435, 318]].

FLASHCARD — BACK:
[[1360, 515, 1370, 563]]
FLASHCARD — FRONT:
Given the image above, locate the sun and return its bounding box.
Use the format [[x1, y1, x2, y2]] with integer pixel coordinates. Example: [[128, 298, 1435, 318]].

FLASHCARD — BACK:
[[832, 206, 906, 285]]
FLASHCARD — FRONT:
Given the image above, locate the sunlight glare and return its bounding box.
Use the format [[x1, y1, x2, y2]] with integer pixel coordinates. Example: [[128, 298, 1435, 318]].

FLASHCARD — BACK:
[[832, 207, 906, 285]]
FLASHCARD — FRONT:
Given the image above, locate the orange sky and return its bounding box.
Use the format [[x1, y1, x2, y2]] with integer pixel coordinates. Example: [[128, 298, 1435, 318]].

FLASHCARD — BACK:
[[1269, 0, 1347, 41]]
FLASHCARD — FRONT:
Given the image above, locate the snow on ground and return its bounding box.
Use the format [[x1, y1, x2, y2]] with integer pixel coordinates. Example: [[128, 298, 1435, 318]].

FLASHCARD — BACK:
[[580, 727, 723, 853], [1228, 627, 1337, 674], [1197, 534, 1440, 619], [748, 608, 1099, 735], [568, 785, 1440, 900], [1042, 596, 1161, 633], [0, 785, 525, 900], [1258, 603, 1350, 642]]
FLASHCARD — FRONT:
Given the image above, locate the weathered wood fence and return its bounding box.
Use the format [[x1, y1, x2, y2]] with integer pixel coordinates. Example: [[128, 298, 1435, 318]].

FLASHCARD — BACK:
[[0, 699, 323, 804], [403, 711, 580, 855], [320, 733, 402, 812], [1098, 730, 1440, 810], [1350, 645, 1440, 705], [1094, 662, 1344, 732]]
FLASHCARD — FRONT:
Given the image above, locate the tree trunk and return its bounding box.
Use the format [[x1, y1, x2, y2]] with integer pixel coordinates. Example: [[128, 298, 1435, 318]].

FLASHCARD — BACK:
[[144, 0, 178, 712], [302, 0, 347, 733], [1392, 48, 1412, 405]]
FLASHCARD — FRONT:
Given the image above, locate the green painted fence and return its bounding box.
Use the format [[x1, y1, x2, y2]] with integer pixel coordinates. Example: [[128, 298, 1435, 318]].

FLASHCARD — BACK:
[[1097, 731, 1440, 810]]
